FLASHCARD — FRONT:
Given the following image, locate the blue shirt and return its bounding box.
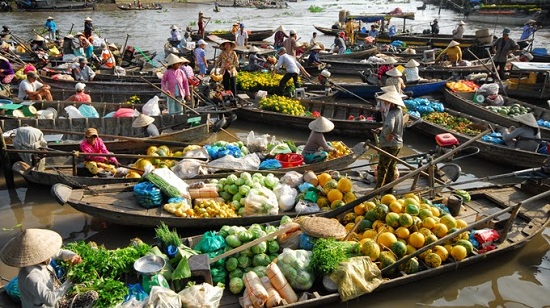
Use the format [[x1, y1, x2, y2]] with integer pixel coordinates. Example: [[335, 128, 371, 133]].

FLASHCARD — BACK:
[[194, 47, 206, 65], [307, 52, 320, 66], [368, 29, 379, 38], [520, 25, 535, 41], [45, 20, 57, 32]]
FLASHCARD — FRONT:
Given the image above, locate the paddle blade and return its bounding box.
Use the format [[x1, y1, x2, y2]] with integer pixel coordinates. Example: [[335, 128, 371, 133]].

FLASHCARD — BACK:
[[352, 142, 368, 157]]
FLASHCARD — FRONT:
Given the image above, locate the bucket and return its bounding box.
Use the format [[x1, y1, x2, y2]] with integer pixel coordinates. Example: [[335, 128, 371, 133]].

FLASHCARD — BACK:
[[7, 109, 25, 118], [37, 109, 54, 119], [22, 105, 37, 117], [447, 194, 463, 216], [275, 153, 304, 168], [475, 28, 491, 38], [476, 35, 493, 45]]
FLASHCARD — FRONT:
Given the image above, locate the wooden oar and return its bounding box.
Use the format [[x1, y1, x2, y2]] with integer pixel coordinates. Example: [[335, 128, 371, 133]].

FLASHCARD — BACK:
[[381, 188, 550, 276], [139, 77, 200, 115], [39, 128, 193, 147]]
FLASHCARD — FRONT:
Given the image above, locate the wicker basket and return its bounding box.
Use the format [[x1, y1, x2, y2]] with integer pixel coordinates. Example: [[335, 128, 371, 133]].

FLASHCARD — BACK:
[[299, 217, 347, 240]]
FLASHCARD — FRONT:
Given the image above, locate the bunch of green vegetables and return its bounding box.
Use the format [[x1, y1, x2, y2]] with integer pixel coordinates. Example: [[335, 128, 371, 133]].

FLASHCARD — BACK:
[[155, 222, 183, 248], [63, 240, 151, 307], [309, 238, 360, 276]]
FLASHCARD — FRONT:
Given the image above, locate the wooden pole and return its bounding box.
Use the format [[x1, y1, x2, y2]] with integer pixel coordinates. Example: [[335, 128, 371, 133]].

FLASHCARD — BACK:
[[0, 127, 15, 189]]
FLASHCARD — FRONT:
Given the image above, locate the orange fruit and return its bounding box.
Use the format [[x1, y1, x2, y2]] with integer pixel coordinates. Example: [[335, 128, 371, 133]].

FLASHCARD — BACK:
[[362, 229, 378, 240], [406, 244, 417, 255], [440, 214, 458, 230], [317, 172, 332, 187], [430, 206, 441, 218], [425, 252, 442, 268], [363, 201, 377, 211], [432, 245, 449, 262], [361, 240, 381, 261], [433, 223, 449, 238], [376, 231, 398, 249], [327, 189, 343, 203], [395, 226, 410, 240], [422, 217, 437, 230], [456, 219, 468, 229], [425, 234, 439, 246], [389, 200, 404, 213], [418, 227, 433, 238], [354, 204, 366, 216], [337, 177, 353, 193], [408, 232, 425, 249], [345, 222, 355, 232]]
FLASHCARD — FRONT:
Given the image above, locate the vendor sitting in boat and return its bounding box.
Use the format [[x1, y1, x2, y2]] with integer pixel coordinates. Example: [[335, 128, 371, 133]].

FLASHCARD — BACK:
[[306, 45, 325, 69], [435, 40, 462, 66], [247, 46, 267, 71], [132, 113, 160, 137], [385, 67, 405, 94], [501, 113, 541, 152], [80, 128, 120, 175], [302, 116, 336, 164]]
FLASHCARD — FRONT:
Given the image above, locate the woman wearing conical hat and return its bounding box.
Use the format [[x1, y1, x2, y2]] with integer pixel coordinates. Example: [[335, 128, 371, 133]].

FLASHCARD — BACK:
[[385, 67, 405, 94], [133, 113, 159, 137], [403, 59, 421, 83], [161, 54, 191, 114], [374, 90, 405, 192], [303, 116, 336, 164], [0, 228, 99, 307], [248, 45, 266, 71], [502, 113, 542, 152]]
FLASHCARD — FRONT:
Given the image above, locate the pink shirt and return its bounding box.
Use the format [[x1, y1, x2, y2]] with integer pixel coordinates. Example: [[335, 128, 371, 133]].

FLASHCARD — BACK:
[[68, 92, 92, 103], [80, 137, 118, 164], [161, 68, 190, 97]]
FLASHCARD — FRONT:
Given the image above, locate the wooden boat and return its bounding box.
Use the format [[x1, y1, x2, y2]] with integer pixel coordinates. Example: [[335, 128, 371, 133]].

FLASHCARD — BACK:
[[191, 29, 275, 42], [36, 74, 160, 94], [235, 97, 381, 139], [443, 87, 550, 139], [2, 113, 212, 154], [409, 108, 548, 168], [47, 88, 160, 103], [307, 79, 447, 99], [254, 1, 288, 9], [12, 161, 141, 188], [177, 181, 550, 307], [50, 143, 362, 228], [163, 41, 195, 64], [318, 47, 378, 60], [466, 8, 542, 26], [15, 0, 96, 11], [117, 3, 162, 10], [504, 61, 550, 101]]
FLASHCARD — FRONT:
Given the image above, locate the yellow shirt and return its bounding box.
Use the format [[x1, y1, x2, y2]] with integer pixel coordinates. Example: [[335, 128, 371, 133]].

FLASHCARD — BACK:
[[435, 46, 462, 62]]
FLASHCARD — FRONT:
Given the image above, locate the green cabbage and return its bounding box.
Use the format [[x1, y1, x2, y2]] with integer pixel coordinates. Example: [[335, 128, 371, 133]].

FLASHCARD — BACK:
[[229, 277, 244, 294]]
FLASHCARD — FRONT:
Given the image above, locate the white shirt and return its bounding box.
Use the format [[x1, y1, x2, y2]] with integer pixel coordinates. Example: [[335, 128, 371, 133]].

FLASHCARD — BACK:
[[18, 78, 43, 100], [275, 53, 302, 74], [235, 29, 248, 46], [72, 62, 96, 81]]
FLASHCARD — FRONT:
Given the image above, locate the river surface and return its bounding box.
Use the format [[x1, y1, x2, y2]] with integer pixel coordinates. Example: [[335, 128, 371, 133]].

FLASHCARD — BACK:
[[0, 1, 549, 307]]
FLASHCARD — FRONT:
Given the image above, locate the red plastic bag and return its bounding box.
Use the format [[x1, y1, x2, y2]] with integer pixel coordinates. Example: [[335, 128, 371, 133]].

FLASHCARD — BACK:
[[474, 229, 499, 247]]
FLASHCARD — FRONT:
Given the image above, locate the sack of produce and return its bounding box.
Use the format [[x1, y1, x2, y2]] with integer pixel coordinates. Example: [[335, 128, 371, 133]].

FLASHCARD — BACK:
[[142, 95, 161, 116], [146, 286, 181, 308], [145, 168, 190, 198], [243, 271, 268, 308], [133, 181, 163, 208], [193, 230, 226, 253], [280, 171, 303, 188], [328, 256, 383, 302], [179, 282, 224, 308], [172, 159, 208, 179], [277, 222, 302, 250], [265, 262, 298, 304], [260, 276, 284, 308], [244, 186, 279, 216], [272, 183, 298, 211], [277, 248, 315, 290], [247, 131, 269, 153], [259, 159, 282, 170]]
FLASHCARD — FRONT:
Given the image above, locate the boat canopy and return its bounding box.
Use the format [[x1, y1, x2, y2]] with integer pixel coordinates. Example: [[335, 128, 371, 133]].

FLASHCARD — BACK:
[[348, 12, 415, 23], [511, 62, 550, 72]]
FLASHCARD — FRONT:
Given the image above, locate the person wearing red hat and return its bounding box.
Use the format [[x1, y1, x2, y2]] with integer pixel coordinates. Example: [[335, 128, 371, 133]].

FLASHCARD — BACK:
[[334, 32, 346, 55]]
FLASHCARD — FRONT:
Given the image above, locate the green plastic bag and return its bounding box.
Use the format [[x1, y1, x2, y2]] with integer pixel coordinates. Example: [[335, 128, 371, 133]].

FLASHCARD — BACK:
[[194, 231, 226, 253]]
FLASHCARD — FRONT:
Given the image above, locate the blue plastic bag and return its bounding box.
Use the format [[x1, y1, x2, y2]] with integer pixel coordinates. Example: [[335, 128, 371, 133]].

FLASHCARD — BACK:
[[78, 104, 100, 118], [5, 277, 20, 303], [259, 159, 282, 170], [123, 283, 148, 303]]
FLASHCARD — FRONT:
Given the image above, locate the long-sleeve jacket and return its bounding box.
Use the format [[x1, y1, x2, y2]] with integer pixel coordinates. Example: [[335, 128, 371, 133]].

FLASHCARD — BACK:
[[303, 131, 334, 154], [18, 249, 76, 308], [161, 68, 190, 97], [80, 137, 119, 164], [214, 50, 239, 77], [379, 107, 404, 148]]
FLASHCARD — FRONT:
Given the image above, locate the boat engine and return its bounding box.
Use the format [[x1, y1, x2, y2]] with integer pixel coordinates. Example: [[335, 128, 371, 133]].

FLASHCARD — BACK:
[[434, 133, 459, 161]]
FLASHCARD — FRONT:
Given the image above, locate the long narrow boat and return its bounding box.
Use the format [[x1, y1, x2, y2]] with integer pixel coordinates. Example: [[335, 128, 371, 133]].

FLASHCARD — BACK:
[[443, 87, 550, 139], [504, 61, 550, 101], [15, 0, 96, 11], [117, 3, 163, 10], [176, 180, 550, 307], [409, 108, 547, 168], [235, 98, 381, 139], [50, 144, 362, 228], [307, 80, 447, 99], [465, 8, 542, 26], [37, 74, 160, 94], [3, 113, 212, 154], [318, 47, 378, 60], [191, 29, 275, 42]]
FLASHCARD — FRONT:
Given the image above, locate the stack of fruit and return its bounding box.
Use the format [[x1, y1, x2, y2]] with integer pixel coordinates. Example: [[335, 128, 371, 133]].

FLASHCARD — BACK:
[[341, 193, 473, 277], [422, 112, 483, 136], [327, 141, 351, 159], [313, 172, 357, 211]]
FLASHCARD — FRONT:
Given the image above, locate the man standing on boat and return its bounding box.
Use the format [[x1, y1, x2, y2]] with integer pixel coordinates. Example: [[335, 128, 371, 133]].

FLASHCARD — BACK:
[[430, 19, 439, 35], [44, 16, 57, 41], [235, 23, 248, 47], [518, 19, 540, 49], [344, 18, 355, 46], [492, 28, 519, 80], [197, 12, 210, 37], [273, 25, 288, 50], [273, 47, 310, 96], [83, 17, 94, 42], [283, 30, 298, 57], [452, 20, 465, 40]]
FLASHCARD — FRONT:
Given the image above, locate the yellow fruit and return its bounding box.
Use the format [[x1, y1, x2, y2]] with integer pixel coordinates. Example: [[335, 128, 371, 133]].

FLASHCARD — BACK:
[[380, 194, 397, 206], [408, 232, 425, 249], [389, 201, 404, 213], [359, 237, 371, 247], [146, 146, 158, 155], [376, 231, 398, 249], [430, 206, 441, 217], [317, 196, 329, 208], [398, 213, 414, 228], [364, 201, 377, 211], [327, 189, 343, 203], [354, 204, 366, 216], [372, 220, 385, 232], [354, 215, 365, 224], [126, 171, 141, 178], [440, 214, 458, 230], [323, 179, 338, 194], [337, 177, 353, 193], [343, 191, 357, 203], [330, 200, 345, 209], [433, 223, 449, 238], [425, 252, 442, 268], [385, 212, 401, 228], [406, 244, 417, 255], [456, 219, 468, 229], [343, 213, 357, 225], [422, 217, 437, 230], [362, 240, 381, 261], [404, 197, 420, 207], [318, 172, 332, 187], [362, 229, 378, 240], [425, 234, 438, 246], [432, 245, 449, 262], [418, 248, 432, 260], [418, 227, 433, 238], [418, 208, 433, 220], [345, 222, 355, 232], [451, 245, 468, 261], [395, 226, 410, 240]]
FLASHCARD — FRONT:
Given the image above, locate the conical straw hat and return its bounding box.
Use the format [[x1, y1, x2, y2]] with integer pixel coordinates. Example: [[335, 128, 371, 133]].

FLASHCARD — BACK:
[[377, 90, 406, 107], [132, 114, 155, 128], [249, 46, 260, 53], [275, 25, 286, 32], [384, 57, 397, 64], [0, 229, 62, 267], [514, 113, 538, 128], [310, 45, 323, 51], [448, 40, 460, 48], [381, 85, 398, 93], [386, 67, 402, 77], [308, 116, 334, 133], [165, 53, 185, 66], [405, 59, 420, 67]]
